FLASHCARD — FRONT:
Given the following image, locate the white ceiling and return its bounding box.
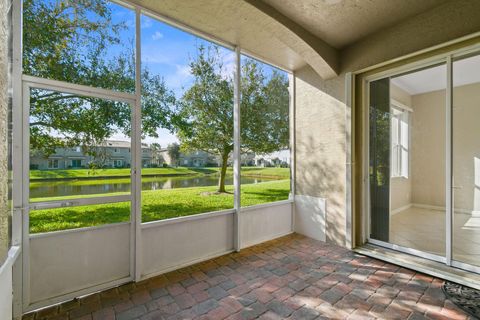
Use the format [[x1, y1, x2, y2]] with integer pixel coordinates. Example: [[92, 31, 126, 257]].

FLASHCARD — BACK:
[[391, 54, 480, 95]]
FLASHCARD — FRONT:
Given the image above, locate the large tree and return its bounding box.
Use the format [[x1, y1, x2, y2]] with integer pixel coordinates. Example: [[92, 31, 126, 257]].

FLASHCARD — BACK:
[[175, 46, 289, 193], [24, 0, 175, 163]]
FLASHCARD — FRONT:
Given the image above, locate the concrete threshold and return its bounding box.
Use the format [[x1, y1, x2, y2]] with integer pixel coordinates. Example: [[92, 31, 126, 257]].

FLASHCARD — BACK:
[[355, 244, 480, 291]]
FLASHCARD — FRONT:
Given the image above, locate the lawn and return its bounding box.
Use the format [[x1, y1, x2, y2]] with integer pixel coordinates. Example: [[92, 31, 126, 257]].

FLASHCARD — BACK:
[[29, 179, 290, 233], [227, 167, 290, 179]]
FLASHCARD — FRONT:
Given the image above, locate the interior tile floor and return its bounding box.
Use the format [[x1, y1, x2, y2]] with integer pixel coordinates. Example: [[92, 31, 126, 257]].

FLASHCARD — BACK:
[[391, 206, 480, 266], [23, 234, 471, 320]]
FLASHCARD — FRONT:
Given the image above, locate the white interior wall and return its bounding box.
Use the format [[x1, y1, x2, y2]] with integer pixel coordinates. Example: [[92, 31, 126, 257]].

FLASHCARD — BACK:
[[391, 81, 480, 214], [410, 88, 447, 209], [452, 82, 480, 214]]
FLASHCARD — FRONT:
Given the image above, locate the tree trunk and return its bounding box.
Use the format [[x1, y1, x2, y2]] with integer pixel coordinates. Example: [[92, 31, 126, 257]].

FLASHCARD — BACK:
[[218, 152, 229, 193]]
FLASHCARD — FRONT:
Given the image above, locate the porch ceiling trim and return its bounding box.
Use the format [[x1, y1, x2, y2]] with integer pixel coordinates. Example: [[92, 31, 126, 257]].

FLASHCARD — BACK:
[[244, 0, 339, 79]]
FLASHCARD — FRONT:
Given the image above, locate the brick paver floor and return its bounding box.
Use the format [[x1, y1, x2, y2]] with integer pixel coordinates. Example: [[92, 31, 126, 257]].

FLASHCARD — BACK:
[[23, 234, 472, 320]]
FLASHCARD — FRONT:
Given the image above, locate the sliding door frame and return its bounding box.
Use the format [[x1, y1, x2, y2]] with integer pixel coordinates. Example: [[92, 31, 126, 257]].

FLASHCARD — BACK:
[[363, 42, 480, 275]]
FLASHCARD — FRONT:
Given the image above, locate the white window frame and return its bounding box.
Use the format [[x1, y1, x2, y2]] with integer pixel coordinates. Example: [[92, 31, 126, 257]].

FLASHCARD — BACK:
[[390, 100, 411, 179]]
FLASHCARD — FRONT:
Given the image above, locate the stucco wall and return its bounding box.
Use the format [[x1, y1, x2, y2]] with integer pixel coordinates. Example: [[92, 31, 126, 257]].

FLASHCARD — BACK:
[[0, 0, 9, 266], [294, 65, 346, 246]]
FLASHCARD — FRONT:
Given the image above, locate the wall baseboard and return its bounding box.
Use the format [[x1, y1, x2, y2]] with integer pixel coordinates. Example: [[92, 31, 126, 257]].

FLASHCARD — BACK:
[[391, 204, 412, 215], [395, 203, 478, 216]]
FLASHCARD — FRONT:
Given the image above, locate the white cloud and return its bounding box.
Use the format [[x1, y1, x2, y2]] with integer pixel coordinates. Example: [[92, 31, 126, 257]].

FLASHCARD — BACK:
[[220, 51, 236, 80], [141, 17, 153, 29], [165, 64, 193, 93], [152, 31, 163, 41]]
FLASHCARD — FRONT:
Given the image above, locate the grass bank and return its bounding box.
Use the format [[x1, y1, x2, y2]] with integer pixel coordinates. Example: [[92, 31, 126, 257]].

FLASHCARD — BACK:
[[30, 179, 290, 233]]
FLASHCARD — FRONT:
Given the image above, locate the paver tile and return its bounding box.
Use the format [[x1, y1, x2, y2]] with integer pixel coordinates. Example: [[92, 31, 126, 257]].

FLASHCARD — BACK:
[[23, 234, 470, 320]]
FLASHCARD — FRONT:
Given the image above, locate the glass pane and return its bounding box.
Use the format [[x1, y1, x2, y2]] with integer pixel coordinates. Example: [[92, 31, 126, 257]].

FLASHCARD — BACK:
[[140, 15, 234, 223], [29, 88, 132, 204], [369, 78, 390, 242], [387, 64, 446, 256], [23, 0, 135, 93], [453, 54, 480, 267], [239, 55, 291, 207]]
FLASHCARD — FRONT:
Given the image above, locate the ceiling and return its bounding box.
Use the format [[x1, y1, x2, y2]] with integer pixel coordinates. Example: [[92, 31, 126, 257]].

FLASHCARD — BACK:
[[261, 0, 449, 49], [130, 0, 454, 78], [129, 0, 308, 72], [391, 55, 480, 95]]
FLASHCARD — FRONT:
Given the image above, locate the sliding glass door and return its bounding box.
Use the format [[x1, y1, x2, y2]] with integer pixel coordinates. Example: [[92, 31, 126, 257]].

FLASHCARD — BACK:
[[452, 53, 480, 268], [367, 50, 480, 272]]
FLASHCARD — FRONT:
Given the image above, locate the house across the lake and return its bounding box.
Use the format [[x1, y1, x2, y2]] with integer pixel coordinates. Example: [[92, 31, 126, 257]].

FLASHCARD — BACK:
[[30, 139, 290, 170], [29, 140, 162, 170]]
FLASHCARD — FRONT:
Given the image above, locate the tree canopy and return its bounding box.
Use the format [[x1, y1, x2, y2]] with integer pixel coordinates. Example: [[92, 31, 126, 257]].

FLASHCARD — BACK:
[[24, 0, 176, 161], [175, 46, 289, 192]]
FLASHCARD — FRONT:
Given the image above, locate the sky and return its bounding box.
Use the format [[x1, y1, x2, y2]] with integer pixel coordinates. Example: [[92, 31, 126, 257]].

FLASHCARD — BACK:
[[139, 14, 240, 147]]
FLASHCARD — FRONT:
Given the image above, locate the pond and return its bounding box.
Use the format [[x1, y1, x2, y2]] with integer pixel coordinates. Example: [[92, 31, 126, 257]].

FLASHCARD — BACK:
[[30, 174, 280, 199]]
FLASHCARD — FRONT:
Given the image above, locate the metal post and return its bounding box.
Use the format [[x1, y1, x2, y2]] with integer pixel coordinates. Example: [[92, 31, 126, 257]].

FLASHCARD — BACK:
[[233, 46, 241, 251], [288, 73, 295, 232], [446, 56, 453, 266], [11, 0, 24, 316], [345, 72, 354, 249], [133, 7, 142, 281]]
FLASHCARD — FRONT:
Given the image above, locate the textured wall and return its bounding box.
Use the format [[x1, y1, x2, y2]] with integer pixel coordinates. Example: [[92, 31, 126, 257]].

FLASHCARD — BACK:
[[294, 65, 346, 246], [341, 0, 480, 73], [0, 0, 9, 266]]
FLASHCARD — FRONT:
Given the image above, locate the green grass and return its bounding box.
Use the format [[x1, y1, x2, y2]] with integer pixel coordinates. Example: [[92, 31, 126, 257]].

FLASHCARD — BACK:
[[29, 179, 290, 233], [230, 167, 290, 179]]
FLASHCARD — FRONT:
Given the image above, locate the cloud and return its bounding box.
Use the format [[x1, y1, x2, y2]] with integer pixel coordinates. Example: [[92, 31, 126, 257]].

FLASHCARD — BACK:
[[165, 64, 193, 93], [141, 17, 153, 29], [152, 31, 164, 41], [220, 51, 236, 79]]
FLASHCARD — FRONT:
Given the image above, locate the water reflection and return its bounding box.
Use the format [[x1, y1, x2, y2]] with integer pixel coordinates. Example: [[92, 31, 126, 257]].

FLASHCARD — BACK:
[[30, 174, 277, 199]]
